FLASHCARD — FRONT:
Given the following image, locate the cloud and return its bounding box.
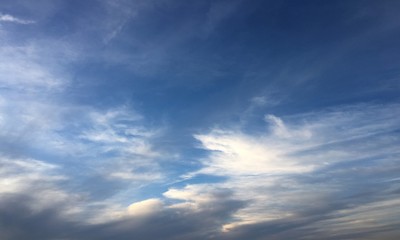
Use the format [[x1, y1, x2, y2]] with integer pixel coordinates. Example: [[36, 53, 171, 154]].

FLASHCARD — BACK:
[[0, 156, 86, 222], [194, 103, 400, 176], [77, 107, 164, 182], [1, 104, 397, 239], [0, 2, 166, 188], [100, 1, 137, 44], [0, 156, 62, 195], [0, 176, 245, 240], [203, 0, 242, 35], [0, 45, 64, 92], [194, 130, 314, 176], [79, 108, 157, 156], [0, 96, 165, 182], [178, 103, 400, 234], [0, 17, 171, 235], [127, 198, 163, 216], [0, 13, 34, 24]]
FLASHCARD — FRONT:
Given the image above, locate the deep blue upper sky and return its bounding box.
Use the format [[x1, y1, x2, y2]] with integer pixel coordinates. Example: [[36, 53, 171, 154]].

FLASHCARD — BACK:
[[0, 1, 399, 239]]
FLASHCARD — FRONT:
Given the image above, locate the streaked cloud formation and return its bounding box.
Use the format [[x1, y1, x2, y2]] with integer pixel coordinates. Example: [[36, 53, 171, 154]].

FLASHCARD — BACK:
[[189, 103, 400, 234], [0, 0, 399, 239], [0, 13, 34, 24]]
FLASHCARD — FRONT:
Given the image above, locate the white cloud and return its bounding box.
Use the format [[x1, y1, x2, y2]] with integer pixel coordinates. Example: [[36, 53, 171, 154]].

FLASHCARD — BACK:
[[0, 83, 163, 182], [194, 130, 314, 176], [0, 156, 84, 217], [80, 108, 159, 158], [127, 198, 163, 216], [0, 45, 64, 92], [0, 13, 35, 24], [164, 185, 216, 209], [77, 107, 164, 182], [180, 103, 400, 230], [0, 8, 165, 187], [107, 169, 162, 181], [250, 96, 268, 107], [265, 114, 291, 138], [0, 157, 62, 193]]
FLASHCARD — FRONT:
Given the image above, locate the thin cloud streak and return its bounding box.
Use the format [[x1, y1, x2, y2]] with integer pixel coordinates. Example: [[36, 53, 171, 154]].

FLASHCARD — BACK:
[[0, 13, 34, 24]]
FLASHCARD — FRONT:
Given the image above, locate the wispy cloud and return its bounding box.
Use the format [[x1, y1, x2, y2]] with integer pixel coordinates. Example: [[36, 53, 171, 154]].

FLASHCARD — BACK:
[[0, 13, 34, 24], [0, 156, 83, 218], [0, 45, 64, 92], [178, 103, 400, 233]]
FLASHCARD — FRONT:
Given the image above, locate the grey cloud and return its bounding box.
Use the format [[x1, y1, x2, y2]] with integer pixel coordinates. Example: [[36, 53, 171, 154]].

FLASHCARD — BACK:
[[221, 160, 400, 240], [1, 102, 399, 239], [0, 190, 245, 240], [0, 194, 81, 240]]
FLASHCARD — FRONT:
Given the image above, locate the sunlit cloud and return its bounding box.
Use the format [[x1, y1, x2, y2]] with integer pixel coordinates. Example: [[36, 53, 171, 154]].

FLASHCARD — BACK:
[[180, 103, 400, 231]]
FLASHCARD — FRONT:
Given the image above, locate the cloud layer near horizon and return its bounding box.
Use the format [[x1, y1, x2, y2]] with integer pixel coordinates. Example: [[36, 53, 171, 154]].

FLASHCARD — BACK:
[[1, 103, 399, 239]]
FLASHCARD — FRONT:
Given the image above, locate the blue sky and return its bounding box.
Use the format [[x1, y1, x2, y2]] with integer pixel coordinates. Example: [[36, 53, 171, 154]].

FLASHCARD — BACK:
[[0, 0, 399, 239]]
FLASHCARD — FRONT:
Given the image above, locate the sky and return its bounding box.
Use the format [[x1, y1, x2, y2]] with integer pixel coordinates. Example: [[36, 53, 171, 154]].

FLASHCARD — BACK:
[[0, 0, 399, 239]]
